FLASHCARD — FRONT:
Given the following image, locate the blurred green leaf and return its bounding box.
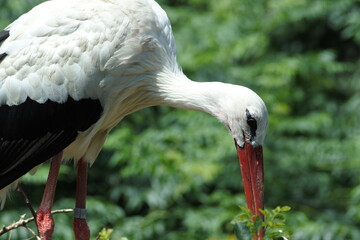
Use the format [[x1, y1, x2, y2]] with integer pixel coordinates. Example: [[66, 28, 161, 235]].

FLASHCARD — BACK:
[[234, 222, 252, 240], [96, 228, 114, 240]]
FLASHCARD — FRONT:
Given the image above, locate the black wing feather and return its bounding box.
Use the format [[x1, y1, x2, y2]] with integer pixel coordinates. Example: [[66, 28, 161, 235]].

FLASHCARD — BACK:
[[0, 30, 9, 42], [0, 30, 9, 62], [0, 97, 103, 189]]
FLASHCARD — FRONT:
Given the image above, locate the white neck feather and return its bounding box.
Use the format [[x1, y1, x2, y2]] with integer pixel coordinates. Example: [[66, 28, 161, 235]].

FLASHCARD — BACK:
[[155, 72, 224, 116]]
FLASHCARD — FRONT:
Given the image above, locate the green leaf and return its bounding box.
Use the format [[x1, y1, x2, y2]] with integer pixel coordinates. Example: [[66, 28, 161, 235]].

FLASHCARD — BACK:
[[234, 213, 251, 222], [280, 206, 291, 212], [272, 222, 286, 228], [273, 213, 285, 221], [234, 222, 252, 240], [254, 216, 264, 233], [96, 228, 114, 240]]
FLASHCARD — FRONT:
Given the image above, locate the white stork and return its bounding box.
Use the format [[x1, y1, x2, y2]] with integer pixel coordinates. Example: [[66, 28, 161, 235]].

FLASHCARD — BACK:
[[0, 0, 268, 239]]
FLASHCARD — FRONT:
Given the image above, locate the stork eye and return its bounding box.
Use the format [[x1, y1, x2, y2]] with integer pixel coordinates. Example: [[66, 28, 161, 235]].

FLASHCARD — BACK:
[[247, 117, 257, 137], [247, 117, 257, 128], [245, 109, 257, 137]]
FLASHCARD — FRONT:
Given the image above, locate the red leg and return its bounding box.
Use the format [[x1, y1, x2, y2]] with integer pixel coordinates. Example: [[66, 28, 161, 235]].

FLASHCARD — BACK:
[[36, 152, 62, 240], [73, 158, 90, 240]]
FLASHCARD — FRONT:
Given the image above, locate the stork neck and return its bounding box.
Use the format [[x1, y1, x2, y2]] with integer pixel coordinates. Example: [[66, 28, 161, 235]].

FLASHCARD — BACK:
[[156, 72, 224, 117]]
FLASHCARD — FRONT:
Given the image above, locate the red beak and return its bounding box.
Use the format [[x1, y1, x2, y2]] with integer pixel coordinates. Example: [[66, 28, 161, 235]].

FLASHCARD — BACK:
[[236, 140, 264, 238]]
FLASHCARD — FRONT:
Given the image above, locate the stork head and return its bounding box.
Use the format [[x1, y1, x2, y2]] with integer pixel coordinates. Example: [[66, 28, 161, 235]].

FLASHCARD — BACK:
[[215, 84, 268, 219]]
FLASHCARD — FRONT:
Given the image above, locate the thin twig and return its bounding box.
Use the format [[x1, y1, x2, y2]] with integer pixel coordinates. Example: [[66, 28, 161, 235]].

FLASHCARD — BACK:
[[23, 224, 40, 240], [0, 209, 73, 236], [17, 184, 38, 221], [17, 182, 40, 236]]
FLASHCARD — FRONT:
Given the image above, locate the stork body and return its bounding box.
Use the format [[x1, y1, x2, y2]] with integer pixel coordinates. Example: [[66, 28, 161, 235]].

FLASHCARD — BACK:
[[0, 0, 268, 239]]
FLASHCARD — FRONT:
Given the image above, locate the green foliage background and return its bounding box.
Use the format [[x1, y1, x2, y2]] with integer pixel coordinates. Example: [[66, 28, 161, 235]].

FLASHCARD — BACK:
[[1, 0, 360, 239]]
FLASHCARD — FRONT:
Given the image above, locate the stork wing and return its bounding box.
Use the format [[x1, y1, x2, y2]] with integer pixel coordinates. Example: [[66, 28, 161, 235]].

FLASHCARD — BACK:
[[0, 97, 102, 190], [0, 16, 104, 189]]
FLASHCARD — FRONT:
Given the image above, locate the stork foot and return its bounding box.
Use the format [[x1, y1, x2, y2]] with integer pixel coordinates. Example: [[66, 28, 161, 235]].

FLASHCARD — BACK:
[[36, 210, 54, 240], [36, 152, 63, 240], [73, 217, 90, 240]]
